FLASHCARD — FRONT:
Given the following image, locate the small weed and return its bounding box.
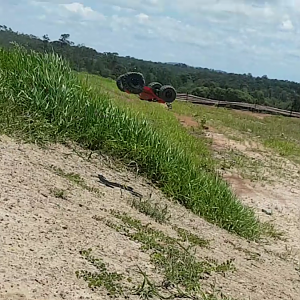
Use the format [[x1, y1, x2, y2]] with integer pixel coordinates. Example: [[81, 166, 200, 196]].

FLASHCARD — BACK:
[[207, 257, 236, 274], [50, 165, 84, 184], [173, 225, 210, 248], [151, 245, 221, 292], [130, 197, 171, 224], [278, 245, 296, 261], [233, 246, 261, 262], [260, 221, 286, 241], [200, 116, 208, 129], [132, 268, 173, 300], [49, 165, 101, 194], [50, 187, 67, 199], [76, 249, 124, 297]]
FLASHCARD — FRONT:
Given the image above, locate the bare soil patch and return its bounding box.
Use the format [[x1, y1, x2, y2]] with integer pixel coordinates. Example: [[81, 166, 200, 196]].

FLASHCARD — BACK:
[[173, 113, 199, 128], [0, 135, 300, 300], [206, 129, 265, 154]]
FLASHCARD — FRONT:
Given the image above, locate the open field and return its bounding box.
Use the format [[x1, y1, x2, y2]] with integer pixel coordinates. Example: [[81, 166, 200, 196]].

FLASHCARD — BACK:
[[172, 100, 300, 162], [1, 45, 300, 299]]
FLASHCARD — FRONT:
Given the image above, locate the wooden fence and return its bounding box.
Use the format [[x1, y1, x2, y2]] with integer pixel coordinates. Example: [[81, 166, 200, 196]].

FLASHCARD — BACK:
[[176, 93, 300, 119]]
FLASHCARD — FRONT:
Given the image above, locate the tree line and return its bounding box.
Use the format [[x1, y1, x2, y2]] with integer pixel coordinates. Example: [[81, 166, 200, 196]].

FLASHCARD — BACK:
[[1, 24, 300, 112]]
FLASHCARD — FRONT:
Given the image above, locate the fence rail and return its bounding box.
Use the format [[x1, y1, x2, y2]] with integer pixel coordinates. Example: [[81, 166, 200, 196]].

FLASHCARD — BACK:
[[176, 93, 300, 119]]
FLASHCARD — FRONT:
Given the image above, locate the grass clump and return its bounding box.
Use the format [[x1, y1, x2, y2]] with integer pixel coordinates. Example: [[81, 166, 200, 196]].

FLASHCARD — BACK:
[[173, 225, 210, 248], [76, 249, 124, 297], [0, 43, 261, 239], [48, 165, 101, 194], [50, 187, 67, 199], [130, 197, 171, 224]]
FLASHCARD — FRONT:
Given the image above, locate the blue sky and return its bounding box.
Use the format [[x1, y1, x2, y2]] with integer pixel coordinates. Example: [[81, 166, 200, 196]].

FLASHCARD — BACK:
[[1, 0, 300, 82]]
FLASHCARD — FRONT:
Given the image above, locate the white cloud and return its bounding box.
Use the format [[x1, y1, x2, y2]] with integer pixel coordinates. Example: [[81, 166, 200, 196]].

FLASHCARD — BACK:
[[281, 18, 294, 30], [59, 2, 105, 20], [61, 2, 92, 15], [136, 13, 149, 24], [112, 5, 135, 13]]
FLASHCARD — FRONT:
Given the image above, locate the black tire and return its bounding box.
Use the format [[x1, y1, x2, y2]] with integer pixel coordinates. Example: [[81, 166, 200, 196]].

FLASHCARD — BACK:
[[159, 85, 177, 103], [116, 75, 125, 92], [121, 72, 145, 94], [148, 82, 162, 96]]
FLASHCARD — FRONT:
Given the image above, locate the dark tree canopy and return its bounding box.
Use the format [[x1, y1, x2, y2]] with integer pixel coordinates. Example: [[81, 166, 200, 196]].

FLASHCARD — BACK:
[[1, 25, 300, 112]]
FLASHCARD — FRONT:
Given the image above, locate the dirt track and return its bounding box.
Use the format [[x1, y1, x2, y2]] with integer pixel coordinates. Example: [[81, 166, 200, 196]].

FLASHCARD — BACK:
[[0, 134, 300, 300]]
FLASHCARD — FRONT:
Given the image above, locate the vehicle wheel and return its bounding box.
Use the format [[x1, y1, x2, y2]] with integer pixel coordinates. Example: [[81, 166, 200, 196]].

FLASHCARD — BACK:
[[159, 85, 177, 103], [148, 82, 162, 96], [116, 75, 125, 92], [121, 72, 145, 94]]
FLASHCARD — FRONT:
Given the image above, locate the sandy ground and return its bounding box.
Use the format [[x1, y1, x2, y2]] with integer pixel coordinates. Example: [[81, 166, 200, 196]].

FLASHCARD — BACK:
[[205, 127, 300, 255], [1, 132, 300, 300]]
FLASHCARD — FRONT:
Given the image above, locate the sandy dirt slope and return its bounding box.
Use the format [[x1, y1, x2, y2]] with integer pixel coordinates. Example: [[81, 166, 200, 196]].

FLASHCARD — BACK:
[[0, 134, 300, 300], [205, 127, 300, 255]]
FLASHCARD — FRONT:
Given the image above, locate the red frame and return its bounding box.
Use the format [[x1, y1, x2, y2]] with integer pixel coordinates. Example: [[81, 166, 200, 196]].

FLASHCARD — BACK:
[[125, 86, 166, 103]]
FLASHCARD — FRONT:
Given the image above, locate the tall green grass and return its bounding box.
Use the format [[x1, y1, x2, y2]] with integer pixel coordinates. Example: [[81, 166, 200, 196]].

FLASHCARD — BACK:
[[0, 44, 261, 239]]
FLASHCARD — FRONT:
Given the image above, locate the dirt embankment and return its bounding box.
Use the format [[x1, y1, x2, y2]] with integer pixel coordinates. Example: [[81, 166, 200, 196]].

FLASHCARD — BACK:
[[0, 134, 300, 300]]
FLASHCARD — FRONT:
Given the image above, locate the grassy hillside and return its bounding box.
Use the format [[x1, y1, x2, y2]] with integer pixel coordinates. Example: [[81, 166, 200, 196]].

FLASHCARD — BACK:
[[79, 72, 300, 162], [0, 44, 262, 239]]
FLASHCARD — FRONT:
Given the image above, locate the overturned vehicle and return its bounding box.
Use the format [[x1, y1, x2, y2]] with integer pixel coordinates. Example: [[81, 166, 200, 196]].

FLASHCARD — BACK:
[[116, 72, 177, 108]]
